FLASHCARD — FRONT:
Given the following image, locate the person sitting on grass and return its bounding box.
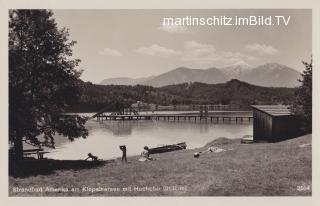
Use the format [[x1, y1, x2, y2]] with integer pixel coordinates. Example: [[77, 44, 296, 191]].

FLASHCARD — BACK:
[[85, 153, 98, 161], [139, 146, 154, 161]]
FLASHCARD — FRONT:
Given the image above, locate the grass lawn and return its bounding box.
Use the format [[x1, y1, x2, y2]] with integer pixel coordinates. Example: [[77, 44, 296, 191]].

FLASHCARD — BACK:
[[9, 134, 311, 196]]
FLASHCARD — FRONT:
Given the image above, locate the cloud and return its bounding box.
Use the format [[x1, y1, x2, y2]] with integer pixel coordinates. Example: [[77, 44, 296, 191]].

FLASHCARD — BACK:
[[182, 41, 217, 64], [245, 43, 279, 55], [157, 24, 188, 33], [181, 41, 254, 66], [99, 48, 122, 57], [135, 41, 255, 66], [135, 44, 181, 58]]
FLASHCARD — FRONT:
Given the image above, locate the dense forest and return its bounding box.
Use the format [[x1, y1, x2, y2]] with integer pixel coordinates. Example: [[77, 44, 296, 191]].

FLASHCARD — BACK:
[[67, 79, 296, 112]]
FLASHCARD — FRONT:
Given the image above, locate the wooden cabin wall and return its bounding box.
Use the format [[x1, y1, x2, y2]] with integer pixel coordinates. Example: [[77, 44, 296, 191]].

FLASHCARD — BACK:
[[272, 116, 303, 141], [253, 110, 273, 142]]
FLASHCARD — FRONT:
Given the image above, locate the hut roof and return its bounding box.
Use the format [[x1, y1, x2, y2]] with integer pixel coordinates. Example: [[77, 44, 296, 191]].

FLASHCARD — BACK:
[[251, 105, 293, 117]]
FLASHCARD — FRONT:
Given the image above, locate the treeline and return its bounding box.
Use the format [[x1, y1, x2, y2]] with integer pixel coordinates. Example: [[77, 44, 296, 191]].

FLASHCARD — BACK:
[[67, 79, 296, 112]]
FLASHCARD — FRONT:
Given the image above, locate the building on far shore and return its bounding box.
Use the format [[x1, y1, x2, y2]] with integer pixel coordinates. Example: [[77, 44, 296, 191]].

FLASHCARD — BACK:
[[131, 101, 152, 111], [130, 102, 242, 112], [251, 105, 303, 142]]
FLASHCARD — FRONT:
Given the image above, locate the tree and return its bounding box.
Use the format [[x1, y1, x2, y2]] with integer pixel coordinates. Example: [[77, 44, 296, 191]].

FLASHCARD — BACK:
[[9, 10, 88, 159], [291, 58, 312, 133]]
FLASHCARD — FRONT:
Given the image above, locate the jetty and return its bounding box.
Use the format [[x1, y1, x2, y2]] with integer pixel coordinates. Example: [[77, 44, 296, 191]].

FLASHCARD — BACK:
[[92, 105, 253, 123], [95, 113, 252, 123]]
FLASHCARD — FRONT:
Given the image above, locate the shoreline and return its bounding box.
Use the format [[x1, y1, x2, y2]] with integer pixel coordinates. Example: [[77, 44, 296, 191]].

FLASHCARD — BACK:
[[54, 137, 240, 161], [43, 135, 247, 161], [9, 134, 311, 196]]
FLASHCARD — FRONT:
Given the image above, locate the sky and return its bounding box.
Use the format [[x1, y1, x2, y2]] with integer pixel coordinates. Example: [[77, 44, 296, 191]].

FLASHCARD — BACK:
[[53, 9, 311, 83]]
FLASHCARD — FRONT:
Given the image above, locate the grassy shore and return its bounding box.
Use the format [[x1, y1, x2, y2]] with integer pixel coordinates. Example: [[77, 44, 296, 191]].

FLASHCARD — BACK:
[[9, 134, 311, 196]]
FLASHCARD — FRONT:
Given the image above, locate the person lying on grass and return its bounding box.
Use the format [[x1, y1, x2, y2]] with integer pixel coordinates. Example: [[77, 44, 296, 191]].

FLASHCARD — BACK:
[[207, 146, 226, 153], [139, 146, 154, 161], [194, 146, 233, 158], [85, 153, 98, 161]]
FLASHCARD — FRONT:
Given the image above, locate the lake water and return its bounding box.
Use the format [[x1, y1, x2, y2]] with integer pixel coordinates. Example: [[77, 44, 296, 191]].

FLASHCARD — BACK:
[[46, 116, 253, 160]]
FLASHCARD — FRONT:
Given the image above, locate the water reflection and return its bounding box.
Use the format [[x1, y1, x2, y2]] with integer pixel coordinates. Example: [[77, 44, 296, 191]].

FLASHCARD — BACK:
[[47, 120, 253, 160], [101, 121, 133, 137]]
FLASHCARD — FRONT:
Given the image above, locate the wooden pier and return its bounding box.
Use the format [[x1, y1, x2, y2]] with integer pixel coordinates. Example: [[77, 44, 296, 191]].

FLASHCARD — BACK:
[[96, 114, 253, 123]]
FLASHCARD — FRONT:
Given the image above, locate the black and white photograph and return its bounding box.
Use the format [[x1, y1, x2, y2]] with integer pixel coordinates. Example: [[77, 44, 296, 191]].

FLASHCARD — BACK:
[[2, 2, 318, 203]]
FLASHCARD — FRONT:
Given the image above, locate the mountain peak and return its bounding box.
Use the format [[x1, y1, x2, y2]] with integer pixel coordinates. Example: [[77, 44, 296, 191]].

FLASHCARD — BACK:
[[220, 62, 252, 79], [259, 62, 289, 70], [226, 79, 248, 86], [172, 67, 192, 72], [241, 63, 300, 87], [227, 61, 252, 69]]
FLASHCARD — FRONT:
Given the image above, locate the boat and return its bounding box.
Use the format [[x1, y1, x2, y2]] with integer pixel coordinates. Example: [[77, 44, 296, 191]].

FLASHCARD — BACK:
[[241, 135, 254, 144], [148, 142, 187, 154]]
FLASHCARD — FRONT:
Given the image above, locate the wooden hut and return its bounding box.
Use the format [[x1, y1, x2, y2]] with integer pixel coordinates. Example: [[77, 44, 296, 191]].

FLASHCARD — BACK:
[[251, 105, 302, 142]]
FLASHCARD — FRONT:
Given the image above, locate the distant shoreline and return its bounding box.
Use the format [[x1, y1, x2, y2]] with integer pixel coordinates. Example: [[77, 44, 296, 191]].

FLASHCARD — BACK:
[[64, 110, 253, 116]]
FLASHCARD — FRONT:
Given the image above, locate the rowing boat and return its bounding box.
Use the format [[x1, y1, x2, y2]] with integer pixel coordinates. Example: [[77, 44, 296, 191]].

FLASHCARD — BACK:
[[148, 142, 187, 154]]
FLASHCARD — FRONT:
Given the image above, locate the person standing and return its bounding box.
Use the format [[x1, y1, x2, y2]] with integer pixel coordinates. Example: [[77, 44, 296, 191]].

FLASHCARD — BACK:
[[119, 145, 127, 163]]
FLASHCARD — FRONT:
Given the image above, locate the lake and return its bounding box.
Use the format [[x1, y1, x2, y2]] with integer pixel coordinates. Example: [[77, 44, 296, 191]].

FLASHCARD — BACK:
[[46, 114, 253, 160]]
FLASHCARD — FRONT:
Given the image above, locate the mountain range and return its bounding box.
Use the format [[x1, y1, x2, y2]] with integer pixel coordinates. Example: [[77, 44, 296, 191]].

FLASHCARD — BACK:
[[100, 63, 301, 88]]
